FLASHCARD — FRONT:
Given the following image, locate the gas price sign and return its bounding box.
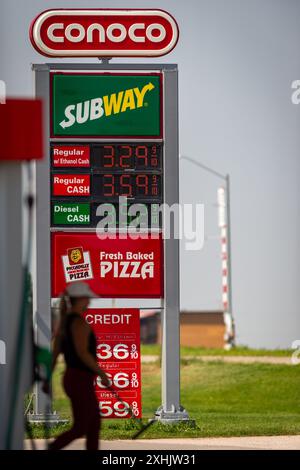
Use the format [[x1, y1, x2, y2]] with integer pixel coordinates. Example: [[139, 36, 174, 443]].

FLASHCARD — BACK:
[[84, 309, 141, 419], [33, 8, 181, 424], [50, 73, 163, 229], [50, 73, 164, 297], [51, 141, 163, 227]]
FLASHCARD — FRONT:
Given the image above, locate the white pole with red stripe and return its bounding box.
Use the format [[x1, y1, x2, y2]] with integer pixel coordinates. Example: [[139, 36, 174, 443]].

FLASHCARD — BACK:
[[218, 181, 235, 349], [179, 155, 236, 349]]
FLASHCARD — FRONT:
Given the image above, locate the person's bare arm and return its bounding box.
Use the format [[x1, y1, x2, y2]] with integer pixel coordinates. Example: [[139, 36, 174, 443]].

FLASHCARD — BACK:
[[42, 332, 62, 394], [71, 317, 109, 386]]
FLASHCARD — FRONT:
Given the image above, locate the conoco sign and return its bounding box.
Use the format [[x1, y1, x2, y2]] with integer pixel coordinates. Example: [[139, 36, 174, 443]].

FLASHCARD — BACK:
[[30, 9, 179, 57]]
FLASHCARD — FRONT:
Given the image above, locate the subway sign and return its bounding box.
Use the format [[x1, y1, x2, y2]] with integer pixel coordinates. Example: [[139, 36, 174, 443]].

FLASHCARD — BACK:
[[52, 73, 162, 137]]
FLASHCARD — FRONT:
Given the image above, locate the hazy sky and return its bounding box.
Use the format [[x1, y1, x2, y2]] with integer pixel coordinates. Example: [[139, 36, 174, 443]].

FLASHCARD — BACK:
[[1, 0, 299, 348]]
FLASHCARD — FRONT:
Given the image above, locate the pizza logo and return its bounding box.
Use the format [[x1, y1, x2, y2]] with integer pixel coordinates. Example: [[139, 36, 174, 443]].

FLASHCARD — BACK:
[[68, 247, 83, 265], [62, 247, 93, 283]]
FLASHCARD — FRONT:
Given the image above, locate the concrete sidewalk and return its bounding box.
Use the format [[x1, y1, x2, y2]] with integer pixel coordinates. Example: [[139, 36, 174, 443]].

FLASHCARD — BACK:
[[24, 435, 300, 450]]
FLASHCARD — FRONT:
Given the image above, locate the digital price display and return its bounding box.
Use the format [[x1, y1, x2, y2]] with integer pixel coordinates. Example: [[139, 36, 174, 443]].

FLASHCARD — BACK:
[[90, 143, 162, 171], [50, 142, 163, 227], [92, 173, 161, 200]]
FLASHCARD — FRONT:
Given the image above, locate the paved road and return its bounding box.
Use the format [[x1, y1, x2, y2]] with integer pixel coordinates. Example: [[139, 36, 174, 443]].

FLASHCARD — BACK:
[[142, 355, 293, 365], [24, 435, 300, 450]]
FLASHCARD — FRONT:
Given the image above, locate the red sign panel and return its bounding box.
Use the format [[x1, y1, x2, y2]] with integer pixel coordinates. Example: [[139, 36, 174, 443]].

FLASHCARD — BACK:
[[30, 9, 179, 58], [52, 174, 90, 196], [84, 308, 141, 419], [0, 99, 43, 161], [52, 145, 90, 167], [51, 232, 163, 298]]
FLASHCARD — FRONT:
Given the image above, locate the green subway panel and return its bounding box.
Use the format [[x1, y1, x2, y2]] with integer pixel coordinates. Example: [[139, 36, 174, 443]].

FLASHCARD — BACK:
[[52, 74, 161, 137]]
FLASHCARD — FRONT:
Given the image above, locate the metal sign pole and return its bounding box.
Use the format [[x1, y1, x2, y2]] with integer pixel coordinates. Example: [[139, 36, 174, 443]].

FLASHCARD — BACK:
[[29, 66, 58, 423], [155, 67, 190, 423]]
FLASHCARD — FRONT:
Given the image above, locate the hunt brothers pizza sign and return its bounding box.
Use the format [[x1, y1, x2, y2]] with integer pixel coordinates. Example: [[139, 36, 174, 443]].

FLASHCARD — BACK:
[[30, 9, 179, 57]]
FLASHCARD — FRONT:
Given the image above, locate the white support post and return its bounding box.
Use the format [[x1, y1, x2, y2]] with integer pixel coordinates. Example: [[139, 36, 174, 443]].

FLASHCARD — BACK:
[[0, 163, 24, 449]]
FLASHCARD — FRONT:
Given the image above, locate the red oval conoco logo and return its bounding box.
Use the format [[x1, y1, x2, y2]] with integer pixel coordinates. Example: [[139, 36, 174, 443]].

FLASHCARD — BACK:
[[30, 9, 179, 57]]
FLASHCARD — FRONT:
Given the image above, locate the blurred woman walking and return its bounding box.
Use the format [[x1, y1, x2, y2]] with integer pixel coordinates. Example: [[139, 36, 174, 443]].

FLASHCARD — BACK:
[[46, 281, 108, 450]]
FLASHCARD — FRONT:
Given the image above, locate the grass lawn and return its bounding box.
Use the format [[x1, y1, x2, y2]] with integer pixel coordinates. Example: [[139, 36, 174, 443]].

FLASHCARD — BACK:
[[141, 344, 293, 357], [27, 357, 300, 440]]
